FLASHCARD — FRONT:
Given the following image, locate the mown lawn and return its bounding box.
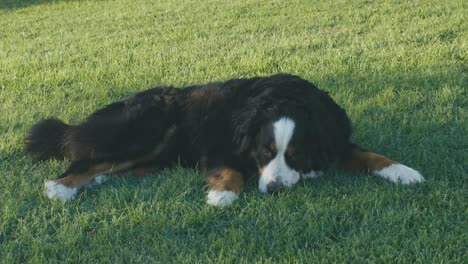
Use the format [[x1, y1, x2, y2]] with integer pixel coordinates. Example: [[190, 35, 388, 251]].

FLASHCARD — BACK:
[[0, 0, 466, 262]]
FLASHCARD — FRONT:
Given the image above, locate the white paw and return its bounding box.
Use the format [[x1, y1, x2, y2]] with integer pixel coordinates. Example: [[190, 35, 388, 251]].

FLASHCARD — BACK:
[[303, 170, 323, 179], [207, 190, 238, 207], [85, 175, 110, 189], [94, 175, 109, 184], [374, 164, 425, 184], [45, 180, 79, 201]]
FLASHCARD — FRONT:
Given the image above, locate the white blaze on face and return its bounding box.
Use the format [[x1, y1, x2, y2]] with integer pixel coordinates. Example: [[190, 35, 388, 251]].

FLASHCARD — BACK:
[[258, 118, 301, 193]]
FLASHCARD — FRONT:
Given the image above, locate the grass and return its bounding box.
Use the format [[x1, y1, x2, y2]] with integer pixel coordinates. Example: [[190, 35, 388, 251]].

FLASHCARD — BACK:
[[0, 0, 466, 262]]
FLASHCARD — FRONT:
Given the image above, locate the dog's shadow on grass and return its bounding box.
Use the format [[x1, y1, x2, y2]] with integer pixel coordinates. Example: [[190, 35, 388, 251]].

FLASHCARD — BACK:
[[0, 0, 55, 10], [80, 166, 208, 206]]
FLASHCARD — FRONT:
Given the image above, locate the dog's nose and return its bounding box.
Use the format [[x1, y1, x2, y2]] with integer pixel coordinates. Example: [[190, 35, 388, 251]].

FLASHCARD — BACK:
[[266, 181, 283, 193]]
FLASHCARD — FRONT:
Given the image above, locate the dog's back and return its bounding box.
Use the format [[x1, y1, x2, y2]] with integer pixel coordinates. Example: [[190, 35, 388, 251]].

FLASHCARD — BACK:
[[25, 87, 180, 162]]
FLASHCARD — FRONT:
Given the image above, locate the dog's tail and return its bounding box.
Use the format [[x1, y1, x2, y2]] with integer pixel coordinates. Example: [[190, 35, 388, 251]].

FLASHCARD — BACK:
[[25, 118, 71, 161], [340, 144, 424, 184]]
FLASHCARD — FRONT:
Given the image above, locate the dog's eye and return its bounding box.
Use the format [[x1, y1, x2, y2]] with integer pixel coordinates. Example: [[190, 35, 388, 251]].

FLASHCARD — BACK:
[[262, 143, 277, 159], [262, 148, 273, 158]]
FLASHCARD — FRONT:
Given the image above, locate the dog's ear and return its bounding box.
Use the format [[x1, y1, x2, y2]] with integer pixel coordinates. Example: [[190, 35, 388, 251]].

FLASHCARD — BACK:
[[303, 89, 352, 168], [232, 107, 263, 154], [231, 86, 276, 154]]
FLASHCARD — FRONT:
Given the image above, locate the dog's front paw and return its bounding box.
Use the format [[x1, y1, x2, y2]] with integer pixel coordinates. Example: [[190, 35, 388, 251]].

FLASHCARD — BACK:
[[374, 164, 425, 184], [207, 190, 238, 207], [45, 180, 79, 201]]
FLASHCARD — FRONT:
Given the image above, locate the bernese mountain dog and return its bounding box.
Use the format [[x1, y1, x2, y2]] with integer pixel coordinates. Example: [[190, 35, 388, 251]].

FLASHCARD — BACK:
[[25, 74, 424, 206]]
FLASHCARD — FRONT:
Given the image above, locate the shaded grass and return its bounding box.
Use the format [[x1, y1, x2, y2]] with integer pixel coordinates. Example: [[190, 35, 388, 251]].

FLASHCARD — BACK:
[[0, 0, 467, 262]]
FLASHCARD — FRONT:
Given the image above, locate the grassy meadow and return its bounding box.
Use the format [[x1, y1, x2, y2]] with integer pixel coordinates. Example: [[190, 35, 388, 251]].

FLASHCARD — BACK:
[[0, 0, 466, 262]]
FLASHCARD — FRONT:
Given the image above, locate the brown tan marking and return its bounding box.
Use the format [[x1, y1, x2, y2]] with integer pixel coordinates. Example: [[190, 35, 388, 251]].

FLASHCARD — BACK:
[[55, 161, 134, 188], [340, 148, 396, 172], [258, 167, 265, 176], [286, 147, 296, 157], [206, 167, 244, 193], [270, 143, 277, 153]]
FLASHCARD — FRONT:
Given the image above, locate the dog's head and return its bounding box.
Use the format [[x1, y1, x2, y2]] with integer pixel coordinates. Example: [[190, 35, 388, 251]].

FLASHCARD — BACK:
[[235, 110, 349, 193], [232, 77, 351, 193], [234, 108, 332, 193], [250, 117, 315, 193]]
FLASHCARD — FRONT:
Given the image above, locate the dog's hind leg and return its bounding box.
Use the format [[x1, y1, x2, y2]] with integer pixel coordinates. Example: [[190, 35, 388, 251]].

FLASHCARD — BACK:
[[45, 159, 134, 201], [339, 145, 424, 184], [44, 125, 177, 202]]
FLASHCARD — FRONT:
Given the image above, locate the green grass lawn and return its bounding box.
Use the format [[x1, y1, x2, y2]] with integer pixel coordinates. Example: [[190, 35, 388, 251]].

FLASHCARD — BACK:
[[1, 0, 466, 262]]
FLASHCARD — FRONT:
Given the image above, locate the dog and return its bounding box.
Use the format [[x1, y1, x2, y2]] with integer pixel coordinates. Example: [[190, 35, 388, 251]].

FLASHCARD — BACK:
[[25, 74, 424, 206]]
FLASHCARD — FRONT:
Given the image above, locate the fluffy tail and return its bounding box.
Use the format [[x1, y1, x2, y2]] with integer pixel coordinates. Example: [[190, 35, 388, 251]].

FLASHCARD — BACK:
[[25, 118, 70, 161], [340, 144, 424, 184]]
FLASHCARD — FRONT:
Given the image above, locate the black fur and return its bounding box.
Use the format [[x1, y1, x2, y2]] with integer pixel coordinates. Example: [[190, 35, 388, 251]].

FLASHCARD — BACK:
[[26, 74, 353, 179], [25, 118, 70, 161]]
